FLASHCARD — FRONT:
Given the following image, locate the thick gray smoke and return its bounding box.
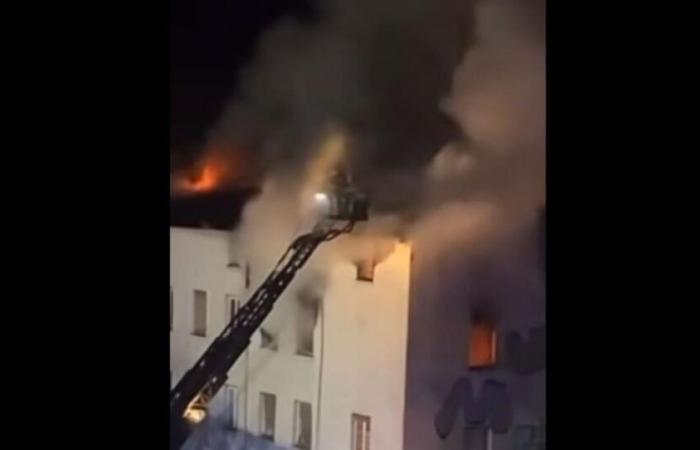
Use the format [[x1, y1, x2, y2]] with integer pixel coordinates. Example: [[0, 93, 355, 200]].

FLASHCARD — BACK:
[[227, 0, 546, 391], [208, 0, 544, 249], [226, 0, 543, 266], [206, 0, 475, 210], [408, 0, 546, 264]]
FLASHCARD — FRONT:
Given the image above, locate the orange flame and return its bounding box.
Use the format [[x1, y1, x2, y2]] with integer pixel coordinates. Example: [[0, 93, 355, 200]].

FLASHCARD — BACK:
[[468, 321, 497, 368], [172, 144, 258, 196], [187, 163, 221, 193]]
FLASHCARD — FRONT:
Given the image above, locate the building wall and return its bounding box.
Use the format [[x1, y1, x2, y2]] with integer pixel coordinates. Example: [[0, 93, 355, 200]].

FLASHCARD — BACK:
[[403, 223, 546, 450], [170, 227, 245, 387], [318, 243, 412, 450], [171, 227, 309, 447], [241, 278, 318, 448], [171, 227, 411, 450]]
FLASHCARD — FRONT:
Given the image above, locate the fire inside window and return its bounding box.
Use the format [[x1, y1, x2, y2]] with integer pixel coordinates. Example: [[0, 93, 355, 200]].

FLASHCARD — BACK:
[[468, 319, 497, 368], [356, 258, 375, 282]]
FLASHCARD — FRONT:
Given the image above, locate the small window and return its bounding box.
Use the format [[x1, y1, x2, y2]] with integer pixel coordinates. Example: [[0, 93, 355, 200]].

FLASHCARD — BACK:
[[468, 318, 497, 368], [170, 287, 173, 331], [356, 259, 375, 282], [463, 426, 489, 450], [193, 290, 207, 337], [351, 413, 371, 450], [259, 392, 276, 440], [296, 293, 318, 357], [260, 328, 278, 351], [513, 424, 545, 450], [225, 385, 240, 430], [245, 263, 251, 289], [293, 400, 312, 449], [226, 294, 240, 323]]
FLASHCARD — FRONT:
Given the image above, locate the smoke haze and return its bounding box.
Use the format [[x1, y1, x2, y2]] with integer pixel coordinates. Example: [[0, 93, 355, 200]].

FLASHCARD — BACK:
[[219, 0, 544, 274]]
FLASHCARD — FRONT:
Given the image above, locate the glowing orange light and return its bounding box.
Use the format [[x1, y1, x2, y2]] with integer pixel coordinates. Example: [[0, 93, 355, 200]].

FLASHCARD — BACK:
[[469, 321, 497, 368], [183, 406, 207, 424], [172, 144, 258, 197], [187, 163, 220, 192]]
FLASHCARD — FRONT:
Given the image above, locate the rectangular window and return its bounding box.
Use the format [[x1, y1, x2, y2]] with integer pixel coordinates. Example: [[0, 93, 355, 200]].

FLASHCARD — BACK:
[[468, 319, 497, 368], [513, 425, 545, 450], [226, 294, 240, 323], [293, 400, 312, 449], [351, 414, 370, 450], [463, 426, 489, 450], [356, 258, 375, 282], [193, 290, 207, 337], [259, 392, 276, 440], [260, 328, 278, 350], [245, 263, 251, 289], [296, 293, 318, 357], [225, 385, 240, 430]]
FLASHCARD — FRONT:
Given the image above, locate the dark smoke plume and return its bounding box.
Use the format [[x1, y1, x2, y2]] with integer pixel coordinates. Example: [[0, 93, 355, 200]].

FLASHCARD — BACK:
[[207, 0, 545, 285], [206, 0, 476, 211]]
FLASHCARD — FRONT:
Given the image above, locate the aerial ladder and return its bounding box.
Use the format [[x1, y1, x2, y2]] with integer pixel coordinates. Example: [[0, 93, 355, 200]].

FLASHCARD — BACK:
[[170, 171, 368, 450]]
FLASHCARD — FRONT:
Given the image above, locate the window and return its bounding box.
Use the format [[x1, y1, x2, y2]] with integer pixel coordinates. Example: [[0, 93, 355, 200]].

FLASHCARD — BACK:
[[293, 400, 312, 449], [351, 414, 370, 450], [193, 290, 207, 337], [225, 385, 240, 430], [468, 318, 497, 368], [356, 258, 375, 282], [463, 426, 489, 450], [259, 392, 276, 440], [170, 286, 173, 331], [296, 293, 318, 357], [513, 425, 545, 450], [245, 263, 251, 289], [226, 294, 240, 323], [260, 328, 278, 351]]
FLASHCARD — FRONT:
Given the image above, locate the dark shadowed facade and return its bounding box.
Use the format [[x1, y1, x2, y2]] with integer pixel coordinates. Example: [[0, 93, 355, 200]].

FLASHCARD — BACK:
[[403, 212, 546, 450]]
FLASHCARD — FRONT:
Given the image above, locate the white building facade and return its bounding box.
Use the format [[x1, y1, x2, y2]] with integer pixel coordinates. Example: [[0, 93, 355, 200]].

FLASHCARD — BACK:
[[171, 214, 546, 450], [170, 227, 412, 450]]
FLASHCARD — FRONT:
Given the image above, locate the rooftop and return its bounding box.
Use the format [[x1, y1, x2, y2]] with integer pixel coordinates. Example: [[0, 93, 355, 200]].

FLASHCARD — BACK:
[[170, 189, 258, 230]]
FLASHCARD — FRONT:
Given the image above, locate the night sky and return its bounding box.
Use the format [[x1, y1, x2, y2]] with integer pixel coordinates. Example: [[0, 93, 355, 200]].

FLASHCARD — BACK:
[[169, 0, 313, 165], [170, 0, 315, 226]]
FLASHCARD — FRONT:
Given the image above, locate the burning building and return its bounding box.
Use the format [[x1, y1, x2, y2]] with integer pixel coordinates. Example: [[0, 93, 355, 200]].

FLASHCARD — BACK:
[[169, 205, 544, 450], [169, 0, 545, 445], [171, 224, 411, 450]]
